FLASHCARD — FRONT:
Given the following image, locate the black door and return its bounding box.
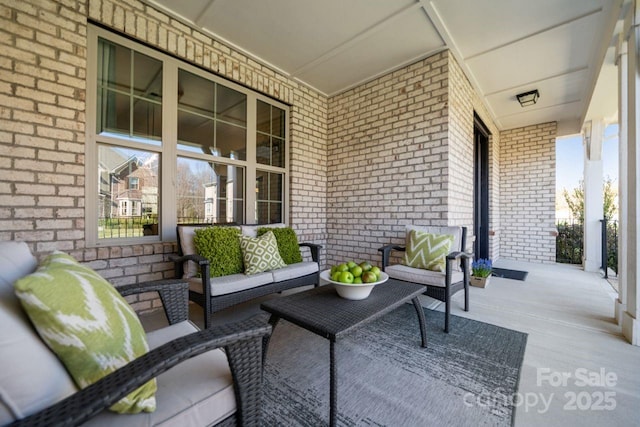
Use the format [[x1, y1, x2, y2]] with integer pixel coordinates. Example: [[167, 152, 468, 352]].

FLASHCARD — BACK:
[[474, 114, 490, 259]]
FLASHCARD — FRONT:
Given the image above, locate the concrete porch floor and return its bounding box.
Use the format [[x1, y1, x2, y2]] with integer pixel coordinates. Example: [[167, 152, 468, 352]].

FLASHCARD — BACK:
[[141, 260, 640, 426]]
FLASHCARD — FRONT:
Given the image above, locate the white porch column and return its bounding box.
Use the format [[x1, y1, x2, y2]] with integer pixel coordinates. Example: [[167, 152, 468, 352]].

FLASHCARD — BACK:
[[582, 120, 604, 273], [621, 1, 640, 345], [616, 39, 628, 325]]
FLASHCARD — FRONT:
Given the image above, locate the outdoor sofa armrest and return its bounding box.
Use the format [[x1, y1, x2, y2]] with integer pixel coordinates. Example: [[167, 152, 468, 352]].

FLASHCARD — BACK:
[[10, 316, 272, 427], [446, 251, 472, 261], [169, 253, 211, 282], [446, 251, 472, 274], [117, 279, 189, 325], [378, 244, 406, 270], [299, 242, 322, 262]]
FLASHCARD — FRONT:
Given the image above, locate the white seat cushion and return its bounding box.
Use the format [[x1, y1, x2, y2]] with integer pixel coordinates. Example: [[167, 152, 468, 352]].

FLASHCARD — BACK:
[[0, 242, 78, 425], [177, 225, 207, 278], [270, 261, 318, 282], [84, 321, 235, 427], [189, 272, 273, 296], [385, 264, 464, 287], [240, 223, 286, 238]]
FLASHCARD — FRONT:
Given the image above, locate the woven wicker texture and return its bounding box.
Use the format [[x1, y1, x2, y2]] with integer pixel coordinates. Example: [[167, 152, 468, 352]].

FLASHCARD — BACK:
[[11, 280, 271, 427], [379, 227, 471, 332]]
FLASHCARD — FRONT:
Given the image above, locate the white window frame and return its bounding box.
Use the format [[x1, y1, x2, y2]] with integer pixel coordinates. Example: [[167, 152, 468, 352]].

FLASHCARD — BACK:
[[86, 25, 290, 247]]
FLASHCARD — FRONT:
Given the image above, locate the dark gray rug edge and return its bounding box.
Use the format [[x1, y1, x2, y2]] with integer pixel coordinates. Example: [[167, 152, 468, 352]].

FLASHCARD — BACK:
[[510, 331, 528, 427]]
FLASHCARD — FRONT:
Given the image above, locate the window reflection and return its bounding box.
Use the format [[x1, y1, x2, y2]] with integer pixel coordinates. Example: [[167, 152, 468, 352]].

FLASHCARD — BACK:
[[177, 69, 247, 160], [177, 157, 244, 224]]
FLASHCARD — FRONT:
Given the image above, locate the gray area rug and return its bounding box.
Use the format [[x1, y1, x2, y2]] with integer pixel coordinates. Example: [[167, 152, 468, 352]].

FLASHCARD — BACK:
[[262, 304, 527, 426]]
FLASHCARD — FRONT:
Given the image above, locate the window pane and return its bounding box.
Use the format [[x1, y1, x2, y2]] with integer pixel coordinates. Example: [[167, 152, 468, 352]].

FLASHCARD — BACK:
[[177, 111, 215, 153], [216, 122, 246, 160], [98, 146, 159, 239], [133, 99, 162, 140], [271, 106, 284, 137], [255, 171, 283, 224], [133, 51, 162, 100], [256, 133, 270, 166], [270, 202, 282, 224], [178, 70, 214, 116], [257, 100, 270, 134], [97, 38, 162, 143], [177, 157, 244, 224], [272, 137, 284, 167], [256, 201, 269, 224], [217, 85, 246, 126], [271, 173, 283, 201], [256, 101, 286, 167], [98, 38, 130, 92], [99, 90, 130, 135]]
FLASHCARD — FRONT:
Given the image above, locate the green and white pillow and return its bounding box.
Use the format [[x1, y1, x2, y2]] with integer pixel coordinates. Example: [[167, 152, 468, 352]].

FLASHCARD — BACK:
[[13, 252, 156, 414], [403, 230, 454, 272], [239, 231, 286, 275]]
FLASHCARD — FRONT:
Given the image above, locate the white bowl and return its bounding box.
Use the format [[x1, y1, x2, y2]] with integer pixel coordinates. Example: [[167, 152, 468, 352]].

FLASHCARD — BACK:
[[320, 269, 389, 300]]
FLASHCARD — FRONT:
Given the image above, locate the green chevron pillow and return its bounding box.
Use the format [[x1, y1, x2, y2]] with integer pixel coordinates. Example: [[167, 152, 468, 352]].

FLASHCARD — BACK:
[[14, 252, 156, 414], [403, 230, 454, 272], [239, 231, 286, 275]]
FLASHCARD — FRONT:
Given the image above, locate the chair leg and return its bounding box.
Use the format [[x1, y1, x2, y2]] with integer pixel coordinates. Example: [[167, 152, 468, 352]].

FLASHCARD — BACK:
[[464, 281, 470, 312], [444, 297, 450, 333]]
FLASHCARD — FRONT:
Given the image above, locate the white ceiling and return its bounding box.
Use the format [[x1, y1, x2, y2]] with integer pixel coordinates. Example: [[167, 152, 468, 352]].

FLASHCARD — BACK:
[[147, 0, 624, 135]]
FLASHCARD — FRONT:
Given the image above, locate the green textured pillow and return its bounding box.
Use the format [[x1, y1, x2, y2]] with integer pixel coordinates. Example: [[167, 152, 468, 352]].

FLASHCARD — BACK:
[[13, 252, 156, 414], [239, 231, 286, 275], [257, 227, 303, 264], [402, 230, 454, 272], [194, 226, 244, 277]]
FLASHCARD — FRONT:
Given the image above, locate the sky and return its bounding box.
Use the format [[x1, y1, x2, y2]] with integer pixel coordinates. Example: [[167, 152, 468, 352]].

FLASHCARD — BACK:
[[556, 123, 619, 192], [555, 124, 619, 219]]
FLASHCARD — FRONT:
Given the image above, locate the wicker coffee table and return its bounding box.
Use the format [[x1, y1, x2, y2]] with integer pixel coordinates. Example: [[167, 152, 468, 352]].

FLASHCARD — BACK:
[[261, 279, 427, 427]]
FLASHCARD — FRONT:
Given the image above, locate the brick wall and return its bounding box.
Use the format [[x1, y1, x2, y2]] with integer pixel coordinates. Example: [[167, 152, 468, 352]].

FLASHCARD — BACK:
[[447, 53, 501, 257], [326, 52, 451, 265], [500, 123, 557, 262], [1, 0, 560, 315], [0, 0, 328, 312]]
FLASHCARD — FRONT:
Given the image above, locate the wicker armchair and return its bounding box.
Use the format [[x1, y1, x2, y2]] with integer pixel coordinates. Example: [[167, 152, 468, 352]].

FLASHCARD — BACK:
[[1, 242, 271, 427], [379, 226, 471, 333]]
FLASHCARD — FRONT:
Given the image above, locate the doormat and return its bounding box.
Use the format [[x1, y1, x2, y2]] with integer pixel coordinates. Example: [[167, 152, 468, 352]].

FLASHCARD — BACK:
[[492, 268, 528, 281]]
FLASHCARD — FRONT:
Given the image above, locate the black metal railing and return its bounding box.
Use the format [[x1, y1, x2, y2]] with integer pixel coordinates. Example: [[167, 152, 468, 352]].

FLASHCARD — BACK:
[[555, 217, 619, 277], [98, 216, 225, 239], [99, 216, 158, 239], [600, 218, 619, 278], [556, 218, 583, 265]]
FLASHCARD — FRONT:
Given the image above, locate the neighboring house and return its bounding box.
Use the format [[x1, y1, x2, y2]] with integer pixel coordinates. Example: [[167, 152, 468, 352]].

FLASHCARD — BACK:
[[99, 153, 158, 219]]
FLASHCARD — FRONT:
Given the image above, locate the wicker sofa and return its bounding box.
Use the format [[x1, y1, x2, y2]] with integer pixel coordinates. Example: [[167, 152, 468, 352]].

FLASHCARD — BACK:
[[0, 241, 270, 426], [172, 224, 322, 329]]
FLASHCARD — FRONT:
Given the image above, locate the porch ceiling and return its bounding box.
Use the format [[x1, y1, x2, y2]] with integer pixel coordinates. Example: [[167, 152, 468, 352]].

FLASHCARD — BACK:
[[146, 0, 623, 135]]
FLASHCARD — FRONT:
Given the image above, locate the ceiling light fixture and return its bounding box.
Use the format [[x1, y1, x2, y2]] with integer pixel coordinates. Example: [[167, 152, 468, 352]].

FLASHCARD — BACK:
[[516, 89, 539, 107]]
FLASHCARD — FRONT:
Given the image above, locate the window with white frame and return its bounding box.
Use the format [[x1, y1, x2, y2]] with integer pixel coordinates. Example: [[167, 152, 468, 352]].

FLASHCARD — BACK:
[[86, 26, 289, 246]]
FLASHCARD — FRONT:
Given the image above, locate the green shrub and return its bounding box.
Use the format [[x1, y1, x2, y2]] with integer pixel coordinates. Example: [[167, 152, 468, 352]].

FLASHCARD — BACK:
[[194, 227, 244, 277], [257, 227, 302, 264]]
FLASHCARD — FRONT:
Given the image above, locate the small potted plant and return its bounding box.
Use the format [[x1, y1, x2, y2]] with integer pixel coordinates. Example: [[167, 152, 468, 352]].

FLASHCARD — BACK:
[[470, 258, 492, 288]]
